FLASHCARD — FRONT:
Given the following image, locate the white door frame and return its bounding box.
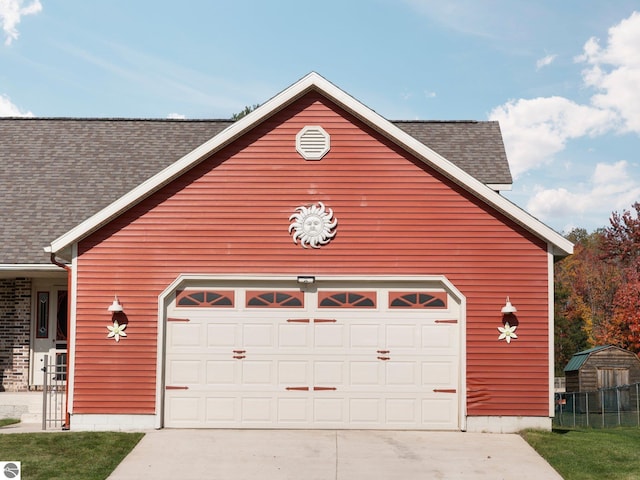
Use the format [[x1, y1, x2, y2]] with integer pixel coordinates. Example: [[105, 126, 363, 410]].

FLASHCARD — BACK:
[[155, 274, 467, 430], [30, 279, 68, 386]]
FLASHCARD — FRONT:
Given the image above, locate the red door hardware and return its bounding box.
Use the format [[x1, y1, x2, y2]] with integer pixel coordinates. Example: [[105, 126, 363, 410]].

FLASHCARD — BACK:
[[167, 317, 190, 322], [233, 355, 245, 359], [377, 356, 390, 361], [313, 386, 337, 391], [313, 319, 337, 323], [166, 386, 189, 390], [287, 318, 310, 323], [435, 319, 458, 324], [286, 386, 310, 391], [433, 389, 457, 393], [233, 350, 246, 354], [377, 350, 390, 354]]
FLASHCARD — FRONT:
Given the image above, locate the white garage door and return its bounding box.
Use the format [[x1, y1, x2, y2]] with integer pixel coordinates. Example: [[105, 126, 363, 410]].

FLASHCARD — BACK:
[[164, 280, 461, 430]]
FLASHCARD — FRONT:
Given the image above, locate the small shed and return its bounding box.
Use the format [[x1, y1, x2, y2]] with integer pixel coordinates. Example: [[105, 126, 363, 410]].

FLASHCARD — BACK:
[[564, 345, 640, 393]]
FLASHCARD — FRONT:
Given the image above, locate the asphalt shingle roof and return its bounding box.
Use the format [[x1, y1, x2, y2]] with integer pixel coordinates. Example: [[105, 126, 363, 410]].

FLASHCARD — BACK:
[[0, 117, 512, 265]]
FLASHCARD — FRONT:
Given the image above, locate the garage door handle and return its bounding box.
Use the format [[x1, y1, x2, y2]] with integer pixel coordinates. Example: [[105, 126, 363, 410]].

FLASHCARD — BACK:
[[377, 356, 391, 361], [287, 318, 310, 323], [166, 386, 189, 390], [314, 319, 337, 323], [286, 386, 309, 391], [233, 355, 246, 359], [433, 389, 457, 394], [377, 350, 390, 354], [233, 350, 246, 354], [313, 386, 337, 391]]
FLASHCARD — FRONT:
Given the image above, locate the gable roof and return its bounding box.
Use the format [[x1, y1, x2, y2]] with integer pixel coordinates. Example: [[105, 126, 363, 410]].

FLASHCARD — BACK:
[[1, 117, 511, 266], [1, 72, 573, 265]]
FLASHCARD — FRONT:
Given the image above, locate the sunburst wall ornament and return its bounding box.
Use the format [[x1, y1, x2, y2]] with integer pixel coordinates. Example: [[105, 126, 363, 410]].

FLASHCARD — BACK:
[[289, 202, 338, 248]]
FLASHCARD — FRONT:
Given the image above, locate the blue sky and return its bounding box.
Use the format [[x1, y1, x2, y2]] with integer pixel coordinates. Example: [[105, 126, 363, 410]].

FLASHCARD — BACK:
[[1, 1, 639, 233]]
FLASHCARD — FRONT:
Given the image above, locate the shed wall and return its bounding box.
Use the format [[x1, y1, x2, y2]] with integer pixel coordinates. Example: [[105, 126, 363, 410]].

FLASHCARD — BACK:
[[73, 93, 550, 417], [577, 349, 640, 392]]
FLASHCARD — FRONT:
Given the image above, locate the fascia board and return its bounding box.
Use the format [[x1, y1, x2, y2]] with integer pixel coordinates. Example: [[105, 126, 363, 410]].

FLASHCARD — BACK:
[[48, 71, 573, 256]]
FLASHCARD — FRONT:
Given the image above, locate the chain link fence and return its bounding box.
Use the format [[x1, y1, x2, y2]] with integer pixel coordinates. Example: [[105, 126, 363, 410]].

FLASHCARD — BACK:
[[554, 382, 640, 428]]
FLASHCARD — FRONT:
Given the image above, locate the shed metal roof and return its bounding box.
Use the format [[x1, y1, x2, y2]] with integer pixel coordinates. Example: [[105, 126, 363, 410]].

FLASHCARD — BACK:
[[564, 345, 612, 372]]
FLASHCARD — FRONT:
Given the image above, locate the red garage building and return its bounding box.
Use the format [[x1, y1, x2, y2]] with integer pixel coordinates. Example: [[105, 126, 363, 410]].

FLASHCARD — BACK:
[[4, 73, 573, 432]]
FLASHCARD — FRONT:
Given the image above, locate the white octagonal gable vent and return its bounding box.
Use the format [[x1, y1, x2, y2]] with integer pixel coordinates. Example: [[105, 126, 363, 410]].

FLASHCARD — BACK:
[[296, 125, 330, 160]]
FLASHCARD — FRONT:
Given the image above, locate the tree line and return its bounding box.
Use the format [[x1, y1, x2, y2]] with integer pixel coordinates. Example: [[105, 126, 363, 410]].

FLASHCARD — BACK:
[[554, 202, 640, 374]]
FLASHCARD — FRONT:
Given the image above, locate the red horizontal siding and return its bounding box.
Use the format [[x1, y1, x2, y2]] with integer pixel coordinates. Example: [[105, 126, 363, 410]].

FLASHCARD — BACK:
[[73, 92, 550, 417]]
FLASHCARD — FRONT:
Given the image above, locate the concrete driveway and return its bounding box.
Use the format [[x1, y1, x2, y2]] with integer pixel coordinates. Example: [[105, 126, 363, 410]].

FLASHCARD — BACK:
[[107, 429, 563, 480]]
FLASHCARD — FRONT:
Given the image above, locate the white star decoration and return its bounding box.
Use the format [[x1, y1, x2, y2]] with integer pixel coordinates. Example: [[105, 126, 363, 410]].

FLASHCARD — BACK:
[[498, 322, 518, 343], [107, 320, 127, 342]]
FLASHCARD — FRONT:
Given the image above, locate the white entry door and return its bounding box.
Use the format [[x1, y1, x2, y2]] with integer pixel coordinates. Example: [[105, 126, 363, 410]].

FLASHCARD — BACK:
[[31, 283, 68, 386], [164, 280, 461, 430]]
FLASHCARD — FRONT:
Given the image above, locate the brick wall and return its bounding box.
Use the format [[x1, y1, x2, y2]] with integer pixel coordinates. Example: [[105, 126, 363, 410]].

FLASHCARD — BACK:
[[0, 278, 32, 391]]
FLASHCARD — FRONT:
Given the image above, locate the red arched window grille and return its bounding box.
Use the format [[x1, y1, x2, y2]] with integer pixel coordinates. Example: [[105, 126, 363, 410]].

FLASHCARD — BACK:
[[246, 291, 304, 308], [388, 292, 447, 309], [176, 290, 234, 307], [318, 291, 377, 308]]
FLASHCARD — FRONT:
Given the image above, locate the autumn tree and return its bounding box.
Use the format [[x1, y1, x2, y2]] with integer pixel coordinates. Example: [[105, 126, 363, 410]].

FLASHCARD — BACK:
[[597, 202, 640, 353], [553, 228, 616, 373]]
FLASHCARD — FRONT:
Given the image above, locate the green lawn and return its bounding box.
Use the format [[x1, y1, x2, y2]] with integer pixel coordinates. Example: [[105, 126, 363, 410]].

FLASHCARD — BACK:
[[521, 427, 640, 480], [0, 430, 144, 480]]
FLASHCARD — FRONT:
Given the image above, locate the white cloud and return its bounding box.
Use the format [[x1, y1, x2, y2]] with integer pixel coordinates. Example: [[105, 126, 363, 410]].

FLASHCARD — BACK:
[[526, 160, 640, 227], [489, 11, 640, 180], [166, 113, 186, 119], [576, 11, 640, 134], [0, 93, 33, 116], [489, 96, 615, 178], [0, 0, 42, 45], [536, 54, 557, 70]]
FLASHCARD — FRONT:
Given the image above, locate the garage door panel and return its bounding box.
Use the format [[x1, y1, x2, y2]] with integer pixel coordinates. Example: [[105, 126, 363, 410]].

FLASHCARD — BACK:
[[349, 398, 381, 424], [349, 324, 381, 348], [242, 323, 273, 347], [167, 359, 201, 384], [165, 282, 461, 430], [422, 397, 457, 426], [421, 361, 457, 387], [313, 398, 344, 423], [277, 360, 309, 384], [349, 361, 383, 386], [313, 360, 344, 385], [386, 398, 417, 423], [206, 360, 236, 385], [386, 361, 417, 386], [277, 398, 308, 422], [207, 323, 238, 347], [241, 360, 273, 385], [421, 324, 456, 349], [386, 324, 418, 349], [168, 323, 203, 347], [241, 397, 272, 422], [313, 323, 345, 348], [206, 397, 236, 422], [278, 322, 309, 348]]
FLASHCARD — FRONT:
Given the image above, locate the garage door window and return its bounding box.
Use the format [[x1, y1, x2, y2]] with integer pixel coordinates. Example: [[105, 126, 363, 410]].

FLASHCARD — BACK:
[[389, 292, 447, 309], [176, 290, 234, 307], [318, 291, 376, 308], [246, 291, 304, 308]]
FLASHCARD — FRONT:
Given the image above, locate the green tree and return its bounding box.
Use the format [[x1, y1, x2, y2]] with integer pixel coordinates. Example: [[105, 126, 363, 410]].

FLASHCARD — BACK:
[[231, 104, 260, 121]]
